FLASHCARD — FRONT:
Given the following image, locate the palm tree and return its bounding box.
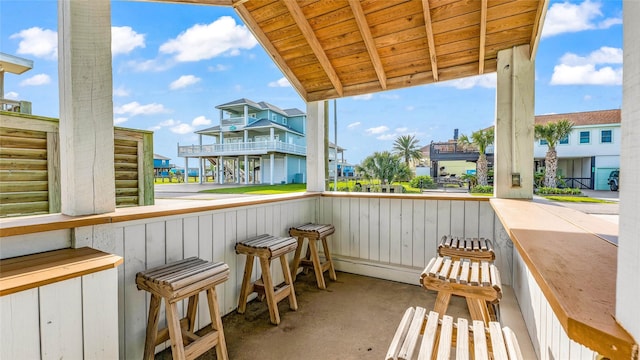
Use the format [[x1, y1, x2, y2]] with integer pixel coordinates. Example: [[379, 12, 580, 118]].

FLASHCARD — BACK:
[[392, 135, 422, 168], [357, 151, 410, 184], [534, 119, 574, 188], [457, 128, 494, 186]]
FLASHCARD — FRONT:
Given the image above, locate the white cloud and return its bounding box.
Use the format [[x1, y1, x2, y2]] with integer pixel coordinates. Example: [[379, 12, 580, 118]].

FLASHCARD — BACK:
[[268, 77, 291, 88], [114, 101, 168, 116], [380, 94, 400, 100], [20, 74, 51, 86], [208, 64, 230, 72], [365, 126, 389, 135], [149, 118, 178, 131], [114, 117, 128, 125], [125, 59, 173, 72], [171, 123, 195, 134], [347, 122, 361, 129], [405, 105, 415, 111], [113, 87, 130, 97], [352, 94, 374, 100], [438, 73, 496, 89], [111, 26, 145, 56], [559, 46, 622, 66], [4, 91, 19, 100], [377, 134, 397, 141], [584, 94, 592, 101], [10, 27, 57, 59], [551, 47, 623, 86], [170, 75, 201, 90], [550, 64, 622, 85], [159, 16, 257, 62], [396, 127, 409, 133], [542, 0, 622, 38], [191, 115, 211, 126]]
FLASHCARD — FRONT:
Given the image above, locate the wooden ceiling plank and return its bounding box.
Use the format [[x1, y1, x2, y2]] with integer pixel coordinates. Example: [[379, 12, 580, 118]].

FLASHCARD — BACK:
[[421, 0, 439, 81], [348, 0, 387, 89], [479, 0, 487, 74], [283, 0, 344, 96], [234, 3, 308, 100]]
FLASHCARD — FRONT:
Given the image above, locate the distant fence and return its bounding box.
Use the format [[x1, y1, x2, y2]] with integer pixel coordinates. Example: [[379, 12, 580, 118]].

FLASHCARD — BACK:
[[562, 177, 592, 190]]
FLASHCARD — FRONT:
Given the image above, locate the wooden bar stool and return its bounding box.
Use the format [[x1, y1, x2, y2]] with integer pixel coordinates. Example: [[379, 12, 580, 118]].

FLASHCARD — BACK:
[[289, 223, 337, 289], [438, 235, 495, 261], [421, 255, 502, 325], [136, 257, 230, 360], [235, 234, 299, 325], [386, 307, 524, 360]]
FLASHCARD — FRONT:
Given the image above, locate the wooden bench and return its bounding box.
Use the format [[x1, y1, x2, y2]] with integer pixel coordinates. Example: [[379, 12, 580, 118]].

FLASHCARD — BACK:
[[421, 256, 502, 325], [236, 234, 298, 325], [438, 235, 495, 261], [136, 258, 230, 360], [289, 223, 337, 289], [386, 307, 524, 360]]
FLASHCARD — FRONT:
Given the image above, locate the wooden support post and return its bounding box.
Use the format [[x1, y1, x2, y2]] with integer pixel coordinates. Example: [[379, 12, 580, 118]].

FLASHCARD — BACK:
[[306, 101, 325, 192], [495, 45, 534, 199], [58, 0, 115, 215]]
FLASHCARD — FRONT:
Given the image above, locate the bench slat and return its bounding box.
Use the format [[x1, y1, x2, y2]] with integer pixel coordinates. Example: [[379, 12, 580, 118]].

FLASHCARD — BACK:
[[385, 307, 415, 360], [435, 315, 453, 359], [459, 260, 470, 284], [470, 261, 480, 285], [417, 311, 440, 360], [398, 306, 427, 360], [449, 260, 461, 282], [438, 257, 452, 280], [503, 327, 525, 360], [481, 261, 491, 286], [473, 320, 489, 360], [456, 318, 470, 360], [489, 321, 509, 360]]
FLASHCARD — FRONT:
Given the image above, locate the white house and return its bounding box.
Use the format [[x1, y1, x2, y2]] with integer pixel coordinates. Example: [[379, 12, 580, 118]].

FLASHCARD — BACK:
[[178, 98, 307, 185], [534, 109, 620, 190]]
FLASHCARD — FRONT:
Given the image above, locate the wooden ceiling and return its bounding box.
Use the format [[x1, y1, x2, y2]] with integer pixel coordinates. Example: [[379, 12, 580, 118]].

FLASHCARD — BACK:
[[160, 0, 548, 102]]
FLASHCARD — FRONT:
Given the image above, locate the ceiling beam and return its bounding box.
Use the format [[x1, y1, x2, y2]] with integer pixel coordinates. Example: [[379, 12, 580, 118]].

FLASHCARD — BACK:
[[234, 3, 308, 100], [479, 0, 487, 74], [530, 0, 550, 59], [348, 0, 387, 90], [283, 1, 344, 96], [421, 0, 438, 82]]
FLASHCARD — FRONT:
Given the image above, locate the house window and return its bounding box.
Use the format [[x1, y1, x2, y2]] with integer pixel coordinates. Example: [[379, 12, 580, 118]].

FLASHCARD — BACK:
[[283, 118, 287, 125], [579, 131, 590, 144], [539, 139, 548, 145], [272, 114, 277, 121], [601, 130, 612, 143], [559, 135, 569, 145]]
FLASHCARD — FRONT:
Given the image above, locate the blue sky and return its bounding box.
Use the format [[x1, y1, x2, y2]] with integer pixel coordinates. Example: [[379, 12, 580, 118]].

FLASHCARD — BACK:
[[1, 0, 622, 166]]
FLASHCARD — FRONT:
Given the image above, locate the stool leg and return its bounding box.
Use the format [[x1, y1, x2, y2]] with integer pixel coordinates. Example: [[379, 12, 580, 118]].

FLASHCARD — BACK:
[[143, 294, 162, 360], [280, 254, 298, 311], [321, 236, 337, 281], [166, 301, 187, 360], [434, 291, 452, 316], [206, 287, 229, 360], [259, 257, 280, 325], [291, 237, 304, 280], [186, 294, 198, 332], [308, 238, 327, 289], [237, 254, 255, 314], [466, 297, 490, 325]]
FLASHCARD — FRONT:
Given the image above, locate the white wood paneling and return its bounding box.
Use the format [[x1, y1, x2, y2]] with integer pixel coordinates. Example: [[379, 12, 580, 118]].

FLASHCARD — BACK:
[[82, 268, 119, 359], [40, 278, 83, 360], [512, 246, 596, 360], [0, 288, 40, 359]]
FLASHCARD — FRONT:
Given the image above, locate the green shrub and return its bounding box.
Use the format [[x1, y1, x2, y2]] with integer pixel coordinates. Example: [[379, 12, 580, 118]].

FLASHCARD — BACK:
[[409, 175, 436, 189], [471, 185, 493, 194], [535, 187, 581, 195]]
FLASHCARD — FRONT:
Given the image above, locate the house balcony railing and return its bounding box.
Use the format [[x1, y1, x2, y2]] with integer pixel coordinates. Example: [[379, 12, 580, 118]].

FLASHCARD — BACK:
[[0, 98, 31, 114], [220, 116, 246, 131], [178, 140, 306, 157]]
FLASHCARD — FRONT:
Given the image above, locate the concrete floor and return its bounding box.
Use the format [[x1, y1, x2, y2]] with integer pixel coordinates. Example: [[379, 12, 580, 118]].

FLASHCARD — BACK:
[[156, 271, 536, 359]]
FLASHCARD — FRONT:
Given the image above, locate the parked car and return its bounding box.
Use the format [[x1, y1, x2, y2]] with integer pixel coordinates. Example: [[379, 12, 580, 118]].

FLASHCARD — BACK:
[[607, 170, 619, 191]]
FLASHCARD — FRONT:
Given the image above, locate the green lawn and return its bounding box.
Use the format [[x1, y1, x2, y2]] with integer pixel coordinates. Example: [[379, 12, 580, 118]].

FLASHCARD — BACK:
[[543, 196, 614, 203], [199, 183, 307, 195]]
